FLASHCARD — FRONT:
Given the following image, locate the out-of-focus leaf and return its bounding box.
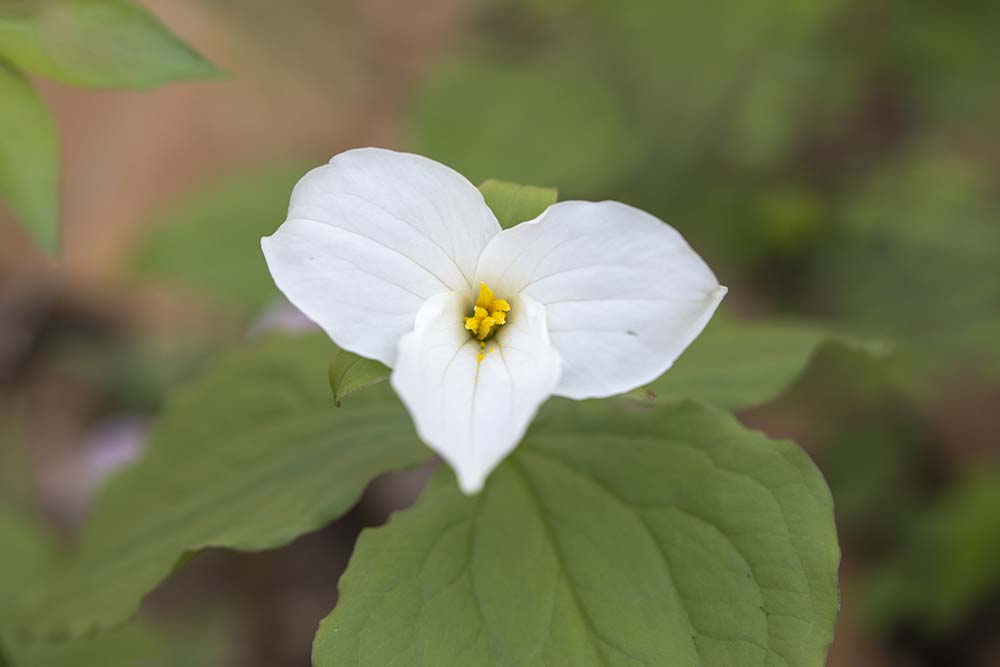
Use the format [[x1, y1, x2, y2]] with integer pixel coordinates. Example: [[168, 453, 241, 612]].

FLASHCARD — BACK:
[[328, 349, 389, 407], [0, 511, 51, 621], [607, 0, 842, 172], [9, 618, 228, 667], [640, 315, 888, 410], [0, 510, 50, 666], [889, 1, 1000, 126], [19, 333, 428, 640], [478, 179, 557, 229], [863, 468, 1000, 634], [411, 58, 639, 194], [315, 400, 840, 666], [0, 0, 221, 89], [1, 504, 227, 667], [0, 412, 32, 508], [129, 165, 306, 318], [48, 333, 215, 414], [0, 62, 58, 254], [819, 154, 1000, 364]]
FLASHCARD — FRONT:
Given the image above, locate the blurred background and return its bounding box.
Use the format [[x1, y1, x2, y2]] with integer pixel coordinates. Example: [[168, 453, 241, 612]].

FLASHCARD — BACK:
[[1, 0, 998, 665]]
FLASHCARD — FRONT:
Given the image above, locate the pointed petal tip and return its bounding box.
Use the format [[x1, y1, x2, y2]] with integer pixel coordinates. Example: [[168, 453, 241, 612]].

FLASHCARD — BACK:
[[456, 469, 486, 495]]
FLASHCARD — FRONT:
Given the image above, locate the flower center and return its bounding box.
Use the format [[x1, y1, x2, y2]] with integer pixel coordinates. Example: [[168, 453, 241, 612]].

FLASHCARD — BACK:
[[464, 282, 511, 360]]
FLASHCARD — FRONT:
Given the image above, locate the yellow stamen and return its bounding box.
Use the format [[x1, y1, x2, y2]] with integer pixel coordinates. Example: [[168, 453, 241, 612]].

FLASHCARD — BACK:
[[475, 283, 494, 309], [464, 282, 511, 350], [477, 316, 495, 339]]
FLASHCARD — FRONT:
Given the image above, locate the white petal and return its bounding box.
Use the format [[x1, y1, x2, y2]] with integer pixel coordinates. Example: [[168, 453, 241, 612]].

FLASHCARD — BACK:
[[475, 200, 726, 399], [390, 291, 561, 494], [262, 148, 501, 365]]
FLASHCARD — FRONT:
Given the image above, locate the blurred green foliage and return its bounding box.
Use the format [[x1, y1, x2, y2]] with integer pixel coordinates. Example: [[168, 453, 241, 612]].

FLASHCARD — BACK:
[[10, 621, 225, 667], [807, 346, 940, 547], [0, 0, 220, 256], [0, 511, 51, 622], [412, 58, 639, 193], [0, 62, 58, 253], [817, 152, 1000, 365], [863, 468, 1000, 635], [130, 166, 308, 319], [0, 504, 226, 667], [0, 411, 32, 512], [0, 0, 221, 89], [0, 510, 51, 666]]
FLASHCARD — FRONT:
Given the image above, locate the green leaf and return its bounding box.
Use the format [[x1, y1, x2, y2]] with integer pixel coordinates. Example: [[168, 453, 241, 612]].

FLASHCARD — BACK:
[[328, 349, 389, 407], [129, 165, 306, 317], [18, 333, 428, 640], [1, 508, 227, 667], [8, 618, 227, 667], [0, 62, 58, 254], [0, 0, 221, 90], [0, 511, 51, 622], [478, 179, 557, 229], [641, 316, 888, 410], [314, 400, 840, 666], [0, 510, 51, 666]]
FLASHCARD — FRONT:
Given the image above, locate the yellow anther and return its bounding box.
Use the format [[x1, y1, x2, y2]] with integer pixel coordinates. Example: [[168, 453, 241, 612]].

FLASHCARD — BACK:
[[465, 282, 511, 343], [490, 299, 510, 320], [464, 307, 489, 335], [477, 341, 487, 363], [477, 316, 495, 340], [475, 283, 495, 309]]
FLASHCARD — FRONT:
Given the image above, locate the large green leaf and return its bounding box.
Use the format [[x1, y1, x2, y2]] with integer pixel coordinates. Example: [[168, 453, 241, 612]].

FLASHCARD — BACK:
[[0, 0, 221, 89], [18, 333, 428, 640], [129, 165, 306, 317], [0, 62, 58, 254], [642, 316, 888, 410], [315, 400, 839, 666], [478, 179, 557, 229]]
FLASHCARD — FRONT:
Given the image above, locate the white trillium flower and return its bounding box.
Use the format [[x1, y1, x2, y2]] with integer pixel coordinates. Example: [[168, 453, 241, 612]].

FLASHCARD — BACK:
[[261, 148, 726, 494]]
